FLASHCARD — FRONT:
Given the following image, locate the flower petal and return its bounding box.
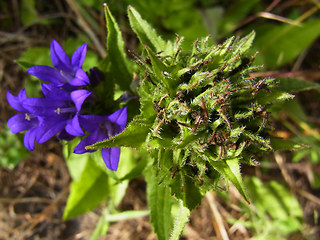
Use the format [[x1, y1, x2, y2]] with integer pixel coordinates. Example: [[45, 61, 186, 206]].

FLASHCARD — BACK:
[[107, 107, 127, 132], [27, 65, 64, 85], [71, 43, 87, 68], [65, 114, 84, 136], [50, 40, 72, 72], [7, 113, 38, 133], [24, 127, 38, 151], [73, 129, 101, 154], [101, 147, 120, 171], [89, 67, 104, 87], [70, 89, 91, 112], [7, 90, 25, 112], [41, 84, 70, 100], [18, 88, 27, 99], [57, 129, 75, 141], [36, 118, 66, 144], [69, 68, 89, 86], [79, 114, 107, 132], [22, 98, 66, 116]]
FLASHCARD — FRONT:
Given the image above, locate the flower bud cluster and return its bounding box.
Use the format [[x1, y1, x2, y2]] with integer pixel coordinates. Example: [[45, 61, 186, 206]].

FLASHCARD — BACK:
[[135, 33, 279, 196]]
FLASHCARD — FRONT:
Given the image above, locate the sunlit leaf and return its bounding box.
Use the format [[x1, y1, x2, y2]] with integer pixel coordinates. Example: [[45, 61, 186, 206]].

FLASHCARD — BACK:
[[63, 159, 109, 219], [170, 200, 190, 240], [209, 158, 249, 202], [87, 118, 151, 150], [128, 6, 173, 55], [146, 165, 173, 240], [105, 4, 133, 91]]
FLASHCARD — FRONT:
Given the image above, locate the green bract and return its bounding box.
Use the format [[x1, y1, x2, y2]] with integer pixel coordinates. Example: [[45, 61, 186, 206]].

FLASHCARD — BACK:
[[89, 6, 293, 210]]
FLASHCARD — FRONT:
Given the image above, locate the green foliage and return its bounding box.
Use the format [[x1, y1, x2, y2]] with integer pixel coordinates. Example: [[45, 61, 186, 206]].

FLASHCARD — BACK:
[[63, 155, 110, 219], [170, 200, 190, 240], [21, 0, 38, 26], [128, 6, 174, 55], [145, 165, 173, 240], [228, 176, 303, 239], [145, 163, 191, 240], [217, 0, 260, 35], [273, 99, 320, 164], [8, 2, 319, 239], [63, 139, 109, 219], [0, 127, 30, 169], [253, 19, 320, 68], [20, 0, 53, 26], [16, 47, 51, 71], [270, 138, 305, 151], [90, 209, 150, 240], [105, 4, 133, 91], [126, 0, 209, 48], [88, 118, 150, 149], [63, 140, 138, 220]]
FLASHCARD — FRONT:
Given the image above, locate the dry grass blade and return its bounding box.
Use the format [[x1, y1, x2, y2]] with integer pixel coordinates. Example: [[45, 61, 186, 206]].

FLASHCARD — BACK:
[[297, 189, 320, 206], [65, 0, 106, 58], [257, 11, 301, 25], [206, 192, 230, 240], [274, 152, 295, 188]]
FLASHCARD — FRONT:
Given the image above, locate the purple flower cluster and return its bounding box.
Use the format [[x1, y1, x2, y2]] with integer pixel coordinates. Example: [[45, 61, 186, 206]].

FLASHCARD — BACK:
[[7, 40, 127, 171]]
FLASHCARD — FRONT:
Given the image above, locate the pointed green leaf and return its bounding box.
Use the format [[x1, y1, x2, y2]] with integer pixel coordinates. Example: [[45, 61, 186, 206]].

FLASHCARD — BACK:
[[170, 200, 190, 240], [208, 158, 249, 202], [145, 46, 167, 80], [276, 78, 320, 93], [146, 166, 173, 240], [105, 4, 132, 90], [128, 6, 172, 54], [233, 30, 256, 55], [170, 172, 203, 211], [63, 159, 109, 219], [270, 138, 307, 151], [87, 118, 151, 150], [256, 90, 294, 105]]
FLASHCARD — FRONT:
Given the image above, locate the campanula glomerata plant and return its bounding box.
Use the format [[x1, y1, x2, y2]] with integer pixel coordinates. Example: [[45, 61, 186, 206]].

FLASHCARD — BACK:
[[6, 4, 296, 240]]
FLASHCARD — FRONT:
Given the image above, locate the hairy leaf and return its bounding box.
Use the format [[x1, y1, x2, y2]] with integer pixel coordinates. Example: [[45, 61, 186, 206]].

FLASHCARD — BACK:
[[87, 118, 151, 149], [146, 166, 173, 240], [170, 200, 190, 240], [209, 158, 249, 202], [128, 6, 173, 55], [105, 4, 132, 90]]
